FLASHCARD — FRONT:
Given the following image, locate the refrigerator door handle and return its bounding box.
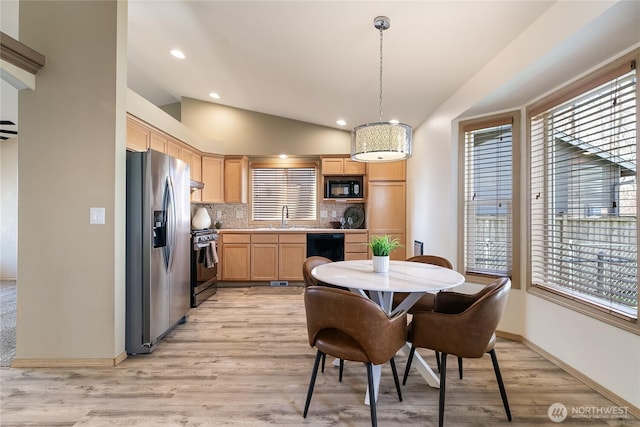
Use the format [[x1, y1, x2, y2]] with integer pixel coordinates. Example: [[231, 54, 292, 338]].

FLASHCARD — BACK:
[[161, 176, 173, 272], [165, 175, 177, 272]]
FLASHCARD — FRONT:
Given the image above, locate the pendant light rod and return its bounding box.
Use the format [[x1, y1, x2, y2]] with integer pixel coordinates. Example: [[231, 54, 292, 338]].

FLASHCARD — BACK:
[[375, 16, 390, 122]]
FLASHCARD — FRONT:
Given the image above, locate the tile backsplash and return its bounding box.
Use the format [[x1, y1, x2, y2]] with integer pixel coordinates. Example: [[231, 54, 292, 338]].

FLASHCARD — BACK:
[[191, 202, 365, 229]]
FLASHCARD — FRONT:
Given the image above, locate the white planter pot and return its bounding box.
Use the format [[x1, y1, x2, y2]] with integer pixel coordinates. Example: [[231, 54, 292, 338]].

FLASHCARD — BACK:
[[192, 207, 212, 229], [372, 255, 390, 273]]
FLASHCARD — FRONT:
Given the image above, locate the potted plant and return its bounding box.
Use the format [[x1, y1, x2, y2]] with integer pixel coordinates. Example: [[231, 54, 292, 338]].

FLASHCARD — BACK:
[[368, 235, 402, 272]]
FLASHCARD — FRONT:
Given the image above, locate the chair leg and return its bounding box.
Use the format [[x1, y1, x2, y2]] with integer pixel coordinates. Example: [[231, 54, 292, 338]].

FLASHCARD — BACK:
[[402, 344, 416, 385], [489, 349, 512, 421], [389, 357, 402, 402], [321, 353, 326, 373], [458, 357, 463, 379], [339, 359, 344, 382], [366, 362, 377, 427], [435, 350, 441, 372], [438, 353, 447, 427], [303, 350, 323, 418]]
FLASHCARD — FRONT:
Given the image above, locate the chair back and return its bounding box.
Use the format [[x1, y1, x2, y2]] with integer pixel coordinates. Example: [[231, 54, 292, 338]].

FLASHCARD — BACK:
[[406, 255, 453, 269], [302, 256, 332, 287], [413, 277, 511, 358], [304, 286, 407, 365]]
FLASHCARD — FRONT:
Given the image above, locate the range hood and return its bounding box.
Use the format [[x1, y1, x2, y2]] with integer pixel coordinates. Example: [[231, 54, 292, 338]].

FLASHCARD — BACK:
[[190, 180, 204, 193]]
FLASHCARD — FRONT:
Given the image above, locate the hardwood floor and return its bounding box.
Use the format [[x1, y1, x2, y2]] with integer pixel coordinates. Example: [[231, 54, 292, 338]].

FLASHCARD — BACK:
[[1, 286, 637, 426]]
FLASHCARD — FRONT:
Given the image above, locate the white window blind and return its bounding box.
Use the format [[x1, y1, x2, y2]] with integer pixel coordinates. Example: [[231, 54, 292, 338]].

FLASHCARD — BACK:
[[251, 166, 317, 221], [464, 120, 513, 276], [530, 62, 637, 319]]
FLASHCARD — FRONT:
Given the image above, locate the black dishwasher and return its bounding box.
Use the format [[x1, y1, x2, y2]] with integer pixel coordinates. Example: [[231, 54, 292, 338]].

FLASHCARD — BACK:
[[306, 233, 345, 262]]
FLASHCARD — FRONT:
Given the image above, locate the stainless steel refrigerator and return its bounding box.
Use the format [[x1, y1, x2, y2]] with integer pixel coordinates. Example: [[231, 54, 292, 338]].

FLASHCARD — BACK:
[[126, 149, 190, 354]]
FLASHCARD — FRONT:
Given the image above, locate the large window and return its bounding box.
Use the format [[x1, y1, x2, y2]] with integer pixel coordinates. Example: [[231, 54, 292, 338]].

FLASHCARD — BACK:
[[529, 56, 637, 321], [251, 163, 317, 222], [461, 113, 520, 282]]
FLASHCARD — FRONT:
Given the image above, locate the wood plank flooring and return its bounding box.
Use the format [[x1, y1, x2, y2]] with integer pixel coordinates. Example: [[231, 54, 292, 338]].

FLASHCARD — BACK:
[[1, 286, 638, 426]]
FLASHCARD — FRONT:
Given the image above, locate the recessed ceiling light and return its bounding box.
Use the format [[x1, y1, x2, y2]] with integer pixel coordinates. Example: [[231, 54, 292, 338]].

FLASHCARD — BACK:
[[279, 154, 288, 159], [389, 119, 400, 124], [209, 92, 220, 99], [336, 119, 346, 126], [170, 49, 185, 59]]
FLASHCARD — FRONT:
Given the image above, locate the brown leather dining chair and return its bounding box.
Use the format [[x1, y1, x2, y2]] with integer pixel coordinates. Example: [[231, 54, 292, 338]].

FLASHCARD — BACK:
[[392, 255, 463, 379], [303, 285, 407, 427], [302, 256, 332, 288], [404, 277, 512, 426], [302, 256, 348, 378]]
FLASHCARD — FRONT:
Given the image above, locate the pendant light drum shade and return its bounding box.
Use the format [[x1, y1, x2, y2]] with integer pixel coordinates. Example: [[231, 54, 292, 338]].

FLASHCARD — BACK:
[[351, 15, 412, 162], [352, 121, 412, 162]]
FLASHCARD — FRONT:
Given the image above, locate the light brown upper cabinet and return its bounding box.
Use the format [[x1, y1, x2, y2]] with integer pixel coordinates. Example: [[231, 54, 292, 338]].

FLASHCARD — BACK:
[[367, 160, 406, 181], [126, 116, 150, 152], [321, 157, 366, 176], [166, 138, 181, 159], [149, 130, 167, 153], [201, 155, 224, 203], [224, 156, 249, 203]]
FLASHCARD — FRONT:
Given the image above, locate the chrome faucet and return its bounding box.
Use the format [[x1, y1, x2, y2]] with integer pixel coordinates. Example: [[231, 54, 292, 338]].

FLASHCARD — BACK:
[[281, 205, 289, 228]]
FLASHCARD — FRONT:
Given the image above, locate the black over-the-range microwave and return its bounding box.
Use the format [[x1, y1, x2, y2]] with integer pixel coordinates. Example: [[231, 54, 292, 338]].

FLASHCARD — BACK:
[[325, 177, 363, 199]]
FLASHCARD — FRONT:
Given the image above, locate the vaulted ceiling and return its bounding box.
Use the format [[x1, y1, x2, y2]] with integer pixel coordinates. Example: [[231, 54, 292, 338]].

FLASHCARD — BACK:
[[2, 1, 639, 138], [127, 1, 639, 131]]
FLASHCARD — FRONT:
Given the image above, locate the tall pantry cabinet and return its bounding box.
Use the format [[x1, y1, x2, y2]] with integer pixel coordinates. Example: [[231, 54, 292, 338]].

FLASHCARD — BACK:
[[366, 161, 406, 260]]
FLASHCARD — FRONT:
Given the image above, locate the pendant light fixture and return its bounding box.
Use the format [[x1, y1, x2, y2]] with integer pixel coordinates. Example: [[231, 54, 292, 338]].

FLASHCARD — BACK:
[[351, 16, 412, 162]]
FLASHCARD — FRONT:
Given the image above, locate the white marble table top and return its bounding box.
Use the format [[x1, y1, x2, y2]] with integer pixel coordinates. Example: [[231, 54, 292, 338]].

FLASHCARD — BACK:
[[311, 259, 464, 294]]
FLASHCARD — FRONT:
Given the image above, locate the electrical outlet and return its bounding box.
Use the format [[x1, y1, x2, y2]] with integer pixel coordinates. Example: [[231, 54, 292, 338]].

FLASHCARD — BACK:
[[216, 210, 222, 219], [236, 210, 243, 219], [320, 210, 327, 218], [331, 211, 337, 218]]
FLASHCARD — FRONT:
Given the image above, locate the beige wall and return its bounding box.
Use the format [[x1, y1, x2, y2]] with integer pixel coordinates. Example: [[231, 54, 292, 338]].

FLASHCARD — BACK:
[[181, 97, 351, 156], [16, 1, 127, 363], [407, 1, 640, 409]]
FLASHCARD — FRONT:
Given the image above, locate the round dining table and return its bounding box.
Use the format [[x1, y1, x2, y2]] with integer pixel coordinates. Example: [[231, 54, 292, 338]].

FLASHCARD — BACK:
[[311, 259, 465, 404]]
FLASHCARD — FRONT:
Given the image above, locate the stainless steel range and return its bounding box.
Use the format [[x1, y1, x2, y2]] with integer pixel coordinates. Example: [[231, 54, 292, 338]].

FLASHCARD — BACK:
[[190, 228, 218, 307]]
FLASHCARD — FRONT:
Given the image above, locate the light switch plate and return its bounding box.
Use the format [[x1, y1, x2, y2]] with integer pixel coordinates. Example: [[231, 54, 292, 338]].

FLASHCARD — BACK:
[[216, 210, 222, 219], [320, 210, 327, 218], [90, 207, 105, 225], [235, 210, 243, 219]]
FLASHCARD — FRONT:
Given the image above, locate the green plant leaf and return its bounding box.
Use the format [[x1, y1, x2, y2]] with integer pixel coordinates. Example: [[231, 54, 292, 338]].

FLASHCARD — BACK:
[[368, 234, 402, 256]]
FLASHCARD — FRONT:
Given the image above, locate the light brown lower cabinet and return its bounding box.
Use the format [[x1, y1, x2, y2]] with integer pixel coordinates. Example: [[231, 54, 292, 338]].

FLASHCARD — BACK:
[[345, 231, 369, 260], [251, 234, 278, 280], [221, 234, 251, 281], [278, 234, 306, 281], [221, 233, 306, 282]]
